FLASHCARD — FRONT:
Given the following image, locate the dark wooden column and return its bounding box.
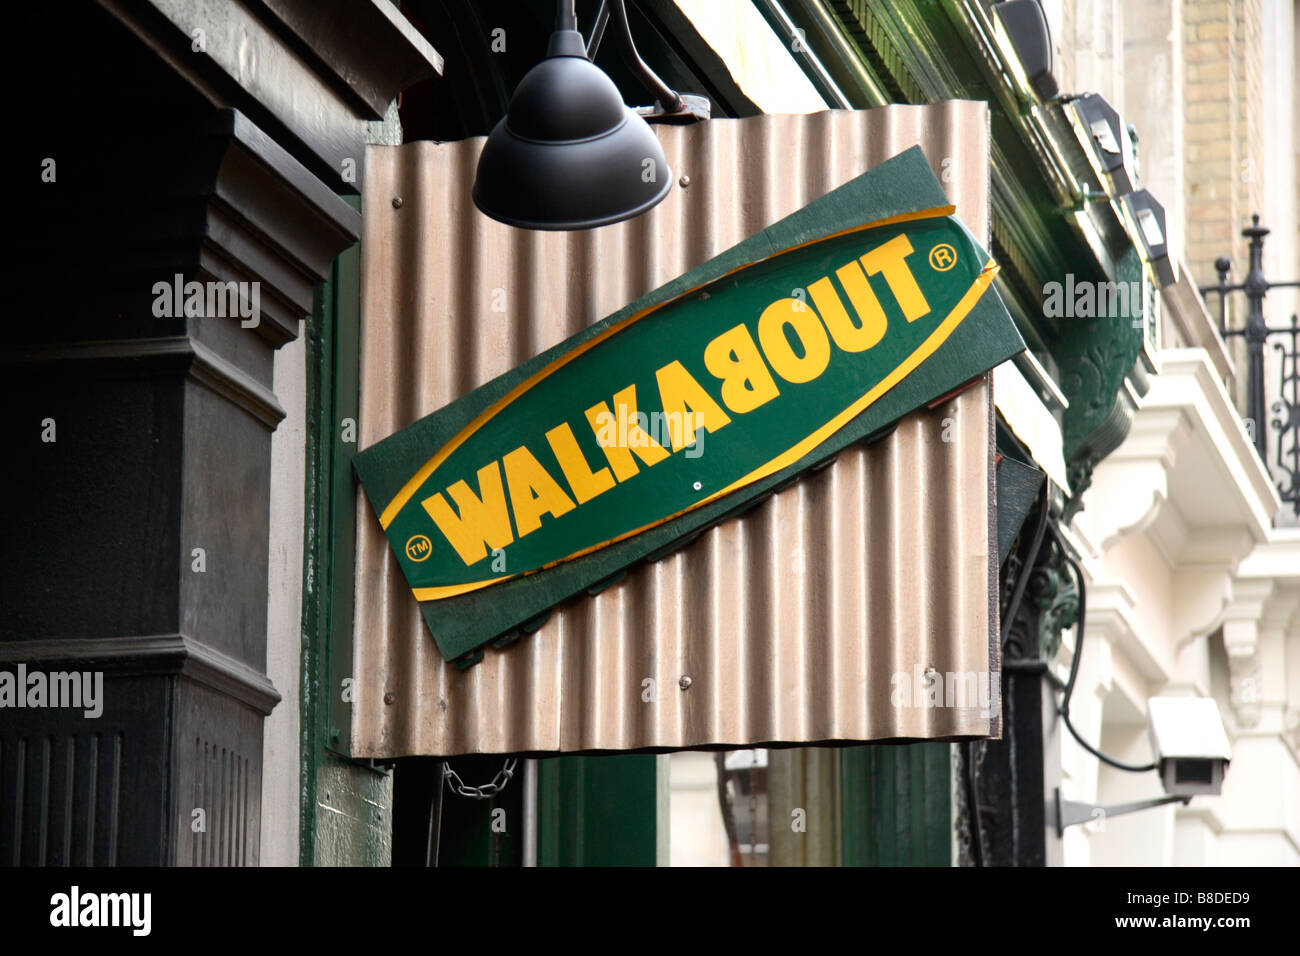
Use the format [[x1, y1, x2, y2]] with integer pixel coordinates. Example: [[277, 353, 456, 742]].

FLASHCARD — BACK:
[[1, 108, 358, 865], [1, 0, 439, 865]]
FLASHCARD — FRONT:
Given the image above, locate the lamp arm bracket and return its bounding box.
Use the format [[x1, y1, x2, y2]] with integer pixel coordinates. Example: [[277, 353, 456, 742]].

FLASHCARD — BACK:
[[555, 0, 578, 32], [1054, 788, 1191, 837], [586, 0, 611, 59], [638, 93, 711, 124], [609, 0, 686, 114]]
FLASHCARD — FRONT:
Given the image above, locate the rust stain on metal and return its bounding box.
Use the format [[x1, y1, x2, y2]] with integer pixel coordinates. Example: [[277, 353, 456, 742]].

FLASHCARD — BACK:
[[352, 104, 1000, 757]]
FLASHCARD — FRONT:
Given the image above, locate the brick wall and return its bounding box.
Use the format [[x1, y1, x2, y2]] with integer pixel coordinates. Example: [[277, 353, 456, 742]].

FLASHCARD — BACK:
[[1184, 0, 1263, 299]]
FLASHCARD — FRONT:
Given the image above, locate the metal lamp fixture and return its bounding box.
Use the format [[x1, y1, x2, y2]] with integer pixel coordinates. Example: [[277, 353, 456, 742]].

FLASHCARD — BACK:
[[1071, 93, 1136, 195], [473, 0, 691, 231], [1122, 189, 1177, 288], [993, 0, 1059, 100]]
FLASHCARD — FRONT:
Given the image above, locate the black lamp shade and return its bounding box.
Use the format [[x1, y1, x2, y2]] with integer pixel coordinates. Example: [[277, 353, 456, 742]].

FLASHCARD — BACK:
[[1123, 189, 1177, 287], [1073, 94, 1136, 195], [473, 30, 673, 231], [994, 1, 1058, 100]]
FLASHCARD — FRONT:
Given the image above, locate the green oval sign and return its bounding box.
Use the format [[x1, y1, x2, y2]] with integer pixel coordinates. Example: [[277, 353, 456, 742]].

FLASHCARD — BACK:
[[354, 146, 1026, 663], [378, 210, 993, 600]]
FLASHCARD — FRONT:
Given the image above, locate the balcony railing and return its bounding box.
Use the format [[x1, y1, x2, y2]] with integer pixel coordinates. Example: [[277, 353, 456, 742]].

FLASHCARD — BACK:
[[1200, 215, 1300, 517]]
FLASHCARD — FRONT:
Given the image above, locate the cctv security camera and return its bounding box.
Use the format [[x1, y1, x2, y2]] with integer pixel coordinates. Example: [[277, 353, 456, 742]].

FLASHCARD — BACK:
[[1146, 697, 1232, 797]]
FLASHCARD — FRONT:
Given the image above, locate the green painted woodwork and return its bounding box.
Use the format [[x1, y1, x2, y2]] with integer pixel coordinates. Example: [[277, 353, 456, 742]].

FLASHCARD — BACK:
[[830, 0, 1099, 298], [838, 0, 926, 103], [751, 0, 891, 106], [312, 760, 393, 866], [1056, 247, 1145, 456], [1055, 248, 1147, 520], [301, 196, 393, 865], [354, 147, 1024, 663], [820, 0, 1157, 524], [537, 755, 659, 866], [996, 452, 1046, 565], [840, 743, 952, 866]]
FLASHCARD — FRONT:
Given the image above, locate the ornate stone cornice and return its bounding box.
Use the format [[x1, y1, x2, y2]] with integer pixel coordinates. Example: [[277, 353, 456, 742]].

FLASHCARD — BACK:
[[1075, 349, 1300, 735], [1075, 349, 1278, 565], [1234, 539, 1300, 737], [1087, 577, 1166, 685], [1218, 580, 1277, 728]]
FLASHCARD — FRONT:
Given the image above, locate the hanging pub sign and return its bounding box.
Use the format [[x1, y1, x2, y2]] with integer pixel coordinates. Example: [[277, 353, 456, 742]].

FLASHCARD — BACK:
[[354, 146, 1025, 665]]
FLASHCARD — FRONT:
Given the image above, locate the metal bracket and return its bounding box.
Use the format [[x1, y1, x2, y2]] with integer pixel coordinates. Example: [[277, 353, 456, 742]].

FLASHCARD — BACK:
[[639, 93, 711, 124], [1054, 787, 1190, 837], [1198, 215, 1300, 513], [586, 2, 710, 123]]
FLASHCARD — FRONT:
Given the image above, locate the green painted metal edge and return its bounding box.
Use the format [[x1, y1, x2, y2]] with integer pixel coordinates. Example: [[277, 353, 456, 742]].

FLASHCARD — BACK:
[[299, 250, 335, 865], [827, 2, 1117, 341], [355, 146, 1025, 664], [327, 213, 362, 758], [752, 0, 891, 107], [300, 196, 392, 865], [996, 452, 1045, 565], [1057, 247, 1145, 457], [537, 754, 659, 866], [841, 743, 952, 866]]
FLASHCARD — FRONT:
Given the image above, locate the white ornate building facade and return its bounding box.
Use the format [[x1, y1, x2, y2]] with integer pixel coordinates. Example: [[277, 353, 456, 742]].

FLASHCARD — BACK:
[[1047, 0, 1299, 866]]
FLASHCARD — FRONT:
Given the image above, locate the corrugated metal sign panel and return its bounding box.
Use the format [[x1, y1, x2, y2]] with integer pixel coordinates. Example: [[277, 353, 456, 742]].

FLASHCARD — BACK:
[[352, 103, 999, 757]]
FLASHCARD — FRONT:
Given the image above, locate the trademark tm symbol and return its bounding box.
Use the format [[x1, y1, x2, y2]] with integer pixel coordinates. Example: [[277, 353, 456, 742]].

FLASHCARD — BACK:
[[929, 243, 957, 271], [405, 534, 433, 562]]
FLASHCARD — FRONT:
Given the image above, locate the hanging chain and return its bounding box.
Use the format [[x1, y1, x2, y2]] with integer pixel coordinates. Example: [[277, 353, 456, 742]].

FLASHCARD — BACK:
[[442, 758, 518, 799]]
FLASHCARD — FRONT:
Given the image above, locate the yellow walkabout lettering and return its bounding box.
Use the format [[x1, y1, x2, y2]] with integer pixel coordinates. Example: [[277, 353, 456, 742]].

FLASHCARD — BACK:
[[503, 445, 576, 538], [585, 385, 670, 481], [702, 323, 781, 414], [654, 361, 732, 451], [545, 421, 616, 505], [421, 461, 514, 566], [860, 234, 930, 321], [757, 298, 832, 384], [810, 264, 887, 353]]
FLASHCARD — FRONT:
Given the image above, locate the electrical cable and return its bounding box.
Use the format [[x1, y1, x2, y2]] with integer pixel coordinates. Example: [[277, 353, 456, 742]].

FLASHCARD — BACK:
[[586, 0, 610, 58], [1000, 483, 1050, 648], [1051, 524, 1157, 772], [609, 0, 685, 112]]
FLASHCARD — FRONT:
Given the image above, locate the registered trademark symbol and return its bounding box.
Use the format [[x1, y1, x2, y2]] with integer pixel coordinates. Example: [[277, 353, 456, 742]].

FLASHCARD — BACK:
[[405, 534, 433, 562], [928, 243, 957, 271]]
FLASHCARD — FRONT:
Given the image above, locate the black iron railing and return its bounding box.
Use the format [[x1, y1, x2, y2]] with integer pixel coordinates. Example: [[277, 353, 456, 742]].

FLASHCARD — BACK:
[[1201, 215, 1300, 516]]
